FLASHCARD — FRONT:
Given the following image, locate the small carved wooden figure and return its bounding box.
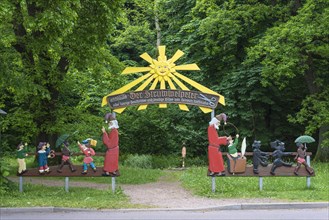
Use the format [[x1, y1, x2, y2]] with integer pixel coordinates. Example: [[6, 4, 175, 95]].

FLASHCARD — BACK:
[[270, 140, 292, 175], [227, 134, 240, 173], [294, 142, 314, 175], [17, 142, 28, 175], [37, 142, 51, 174], [78, 139, 97, 174], [252, 140, 269, 174], [182, 142, 186, 168], [57, 140, 76, 173]]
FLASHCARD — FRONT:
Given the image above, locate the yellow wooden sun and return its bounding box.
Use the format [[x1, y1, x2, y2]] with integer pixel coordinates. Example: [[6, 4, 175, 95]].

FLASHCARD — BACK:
[[102, 45, 225, 113]]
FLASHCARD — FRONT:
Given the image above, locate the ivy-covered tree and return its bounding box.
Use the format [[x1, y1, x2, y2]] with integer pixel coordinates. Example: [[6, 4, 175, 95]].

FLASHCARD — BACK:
[[0, 0, 125, 148]]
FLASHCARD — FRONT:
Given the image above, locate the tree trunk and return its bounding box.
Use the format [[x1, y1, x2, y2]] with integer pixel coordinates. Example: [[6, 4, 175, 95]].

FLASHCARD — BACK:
[[154, 1, 161, 47], [314, 125, 329, 162], [304, 59, 328, 162]]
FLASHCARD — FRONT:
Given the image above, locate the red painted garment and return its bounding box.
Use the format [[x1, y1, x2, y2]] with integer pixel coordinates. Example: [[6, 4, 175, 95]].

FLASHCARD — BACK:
[[102, 128, 119, 173], [208, 124, 228, 173], [78, 144, 95, 164]]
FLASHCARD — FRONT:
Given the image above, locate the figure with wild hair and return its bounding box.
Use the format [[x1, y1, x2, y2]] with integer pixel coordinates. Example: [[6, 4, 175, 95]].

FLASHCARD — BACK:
[[207, 113, 229, 176], [102, 112, 120, 177]]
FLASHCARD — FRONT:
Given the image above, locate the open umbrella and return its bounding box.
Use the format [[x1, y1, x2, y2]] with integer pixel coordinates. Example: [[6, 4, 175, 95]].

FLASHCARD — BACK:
[[56, 134, 70, 148], [294, 135, 315, 144]]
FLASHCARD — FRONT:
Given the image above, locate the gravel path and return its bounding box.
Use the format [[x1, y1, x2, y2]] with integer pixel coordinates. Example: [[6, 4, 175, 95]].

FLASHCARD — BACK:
[[8, 175, 284, 209]]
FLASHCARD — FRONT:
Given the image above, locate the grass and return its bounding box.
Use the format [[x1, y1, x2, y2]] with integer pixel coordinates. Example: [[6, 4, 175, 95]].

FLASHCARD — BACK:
[[0, 165, 164, 208], [179, 162, 329, 202], [0, 184, 135, 209], [1, 155, 328, 208]]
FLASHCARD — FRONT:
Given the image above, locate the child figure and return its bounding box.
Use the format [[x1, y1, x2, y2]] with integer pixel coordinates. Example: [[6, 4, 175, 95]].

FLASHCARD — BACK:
[[57, 140, 76, 173], [17, 142, 28, 175], [37, 142, 51, 174], [294, 142, 314, 175], [227, 134, 240, 173], [252, 140, 269, 174], [78, 139, 97, 174], [227, 134, 240, 158], [270, 140, 292, 175]]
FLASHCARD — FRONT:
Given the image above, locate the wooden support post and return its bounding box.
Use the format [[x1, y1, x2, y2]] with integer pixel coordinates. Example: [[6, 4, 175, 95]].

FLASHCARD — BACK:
[[211, 176, 216, 192], [259, 177, 263, 191], [306, 155, 311, 188], [65, 177, 69, 192], [19, 176, 23, 192], [112, 177, 116, 192]]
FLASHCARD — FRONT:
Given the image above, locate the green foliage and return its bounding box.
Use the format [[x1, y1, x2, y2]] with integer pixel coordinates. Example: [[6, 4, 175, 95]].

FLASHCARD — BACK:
[[151, 154, 181, 169], [1, 0, 328, 163], [124, 154, 153, 169], [0, 0, 125, 148]]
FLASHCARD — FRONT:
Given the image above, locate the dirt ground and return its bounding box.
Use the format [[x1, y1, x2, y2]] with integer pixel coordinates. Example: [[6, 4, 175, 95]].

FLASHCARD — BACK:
[[8, 174, 285, 209]]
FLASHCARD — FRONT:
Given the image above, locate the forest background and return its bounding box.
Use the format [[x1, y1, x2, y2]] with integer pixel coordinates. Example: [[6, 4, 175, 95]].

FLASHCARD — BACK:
[[0, 0, 328, 172]]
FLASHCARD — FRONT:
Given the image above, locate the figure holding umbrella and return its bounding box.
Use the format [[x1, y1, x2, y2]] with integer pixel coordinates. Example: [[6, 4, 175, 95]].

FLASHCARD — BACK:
[[294, 135, 315, 175]]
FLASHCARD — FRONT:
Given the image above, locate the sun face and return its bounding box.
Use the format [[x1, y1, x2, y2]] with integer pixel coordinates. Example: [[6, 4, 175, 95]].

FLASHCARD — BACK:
[[153, 60, 172, 77], [102, 45, 225, 113]]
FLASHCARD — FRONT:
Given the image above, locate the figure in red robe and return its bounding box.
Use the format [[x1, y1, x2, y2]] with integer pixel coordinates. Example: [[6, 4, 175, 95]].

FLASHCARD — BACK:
[[102, 112, 120, 177], [208, 114, 228, 176]]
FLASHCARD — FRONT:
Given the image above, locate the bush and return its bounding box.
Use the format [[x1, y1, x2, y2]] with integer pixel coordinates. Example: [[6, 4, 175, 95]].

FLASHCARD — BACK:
[[124, 154, 153, 169], [122, 153, 208, 169], [151, 154, 181, 169]]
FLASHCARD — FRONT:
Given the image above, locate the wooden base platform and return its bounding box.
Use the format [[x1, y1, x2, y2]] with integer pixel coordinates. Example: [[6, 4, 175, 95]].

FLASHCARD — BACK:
[[18, 165, 120, 177], [208, 165, 315, 177]]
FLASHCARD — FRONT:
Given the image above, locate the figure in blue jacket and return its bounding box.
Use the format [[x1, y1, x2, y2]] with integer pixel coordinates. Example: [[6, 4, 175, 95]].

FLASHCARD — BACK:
[[37, 142, 51, 174]]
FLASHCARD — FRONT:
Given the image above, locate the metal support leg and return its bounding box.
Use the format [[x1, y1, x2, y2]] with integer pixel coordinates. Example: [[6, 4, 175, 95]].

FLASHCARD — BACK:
[[211, 176, 216, 192], [306, 156, 311, 188], [65, 177, 69, 192], [19, 176, 23, 192], [259, 177, 263, 191], [112, 177, 116, 192]]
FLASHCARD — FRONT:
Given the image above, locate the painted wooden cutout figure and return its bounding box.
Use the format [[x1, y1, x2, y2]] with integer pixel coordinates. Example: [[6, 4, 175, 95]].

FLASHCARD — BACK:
[[294, 142, 314, 175], [57, 140, 76, 173], [252, 140, 269, 174], [102, 112, 120, 177], [207, 113, 228, 176], [78, 139, 97, 174], [17, 142, 28, 175], [270, 140, 292, 175], [37, 142, 51, 174], [182, 142, 186, 168], [226, 134, 239, 173]]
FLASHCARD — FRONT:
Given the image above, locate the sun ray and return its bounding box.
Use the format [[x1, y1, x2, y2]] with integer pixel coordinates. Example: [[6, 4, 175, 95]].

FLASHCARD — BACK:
[[175, 64, 200, 71], [158, 45, 166, 61], [136, 75, 155, 91], [167, 78, 189, 111], [171, 75, 213, 113], [159, 78, 167, 108], [169, 50, 184, 63], [122, 67, 151, 75], [173, 71, 225, 105], [102, 73, 152, 106], [137, 77, 159, 110], [140, 52, 154, 64]]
